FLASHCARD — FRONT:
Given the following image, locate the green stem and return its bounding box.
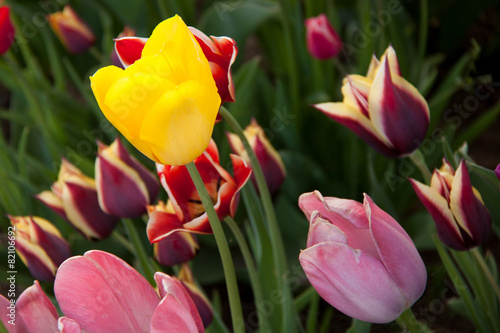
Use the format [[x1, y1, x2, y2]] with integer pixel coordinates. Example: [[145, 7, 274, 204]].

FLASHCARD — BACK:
[[185, 162, 244, 333], [156, 0, 169, 19], [408, 149, 432, 183], [111, 230, 135, 253], [224, 217, 270, 332], [219, 106, 294, 331], [123, 218, 156, 285], [396, 308, 424, 333], [471, 248, 500, 303]]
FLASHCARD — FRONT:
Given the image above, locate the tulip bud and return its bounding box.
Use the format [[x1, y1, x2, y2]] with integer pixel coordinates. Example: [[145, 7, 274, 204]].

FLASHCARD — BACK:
[[110, 26, 137, 68], [7, 216, 71, 281], [298, 191, 427, 323], [305, 14, 342, 59], [495, 163, 500, 182], [314, 45, 429, 157], [47, 5, 95, 54], [149, 201, 199, 266], [147, 139, 251, 242], [0, 6, 15, 55], [227, 118, 286, 195], [36, 159, 119, 240], [95, 138, 159, 218], [176, 264, 213, 327], [410, 160, 492, 251]]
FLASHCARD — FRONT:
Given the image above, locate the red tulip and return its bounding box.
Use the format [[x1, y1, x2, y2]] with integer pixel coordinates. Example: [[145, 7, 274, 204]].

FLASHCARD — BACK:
[[0, 6, 15, 55], [305, 14, 342, 59], [147, 139, 251, 242]]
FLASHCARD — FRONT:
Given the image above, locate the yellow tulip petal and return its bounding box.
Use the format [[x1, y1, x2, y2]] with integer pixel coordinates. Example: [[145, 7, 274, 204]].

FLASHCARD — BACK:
[[140, 80, 220, 165]]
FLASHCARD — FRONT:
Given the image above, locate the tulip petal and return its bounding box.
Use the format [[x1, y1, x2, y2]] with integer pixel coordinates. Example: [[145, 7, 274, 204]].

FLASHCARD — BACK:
[[35, 191, 67, 220], [0, 293, 28, 333], [154, 232, 199, 266], [314, 102, 398, 157], [252, 131, 286, 195], [153, 273, 204, 332], [449, 162, 491, 246], [306, 212, 348, 247], [229, 154, 252, 217], [364, 195, 427, 305], [300, 242, 407, 323], [147, 209, 187, 243], [369, 55, 429, 156], [409, 178, 466, 250], [114, 36, 147, 67], [17, 281, 59, 333], [140, 79, 220, 166], [58, 317, 82, 333], [54, 250, 160, 333]]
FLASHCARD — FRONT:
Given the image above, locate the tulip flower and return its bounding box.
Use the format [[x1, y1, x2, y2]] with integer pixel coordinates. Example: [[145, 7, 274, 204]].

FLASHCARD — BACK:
[[47, 5, 95, 54], [495, 163, 500, 181], [110, 26, 137, 68], [305, 14, 342, 59], [0, 281, 62, 333], [409, 160, 492, 251], [150, 202, 199, 266], [91, 15, 221, 166], [147, 139, 252, 242], [0, 6, 15, 55], [314, 45, 430, 157], [298, 191, 427, 323], [36, 159, 119, 240], [95, 138, 160, 218], [7, 216, 71, 281], [54, 250, 204, 332], [176, 264, 213, 327], [114, 26, 237, 104], [227, 118, 286, 195]]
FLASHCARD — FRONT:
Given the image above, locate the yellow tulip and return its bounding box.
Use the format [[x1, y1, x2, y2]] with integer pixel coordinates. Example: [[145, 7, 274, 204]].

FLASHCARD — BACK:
[[90, 15, 221, 166]]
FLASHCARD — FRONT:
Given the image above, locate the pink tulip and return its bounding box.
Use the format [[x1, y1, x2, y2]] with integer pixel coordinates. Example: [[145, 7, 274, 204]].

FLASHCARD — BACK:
[[410, 160, 492, 250], [305, 14, 342, 59], [298, 191, 427, 323], [54, 250, 204, 332]]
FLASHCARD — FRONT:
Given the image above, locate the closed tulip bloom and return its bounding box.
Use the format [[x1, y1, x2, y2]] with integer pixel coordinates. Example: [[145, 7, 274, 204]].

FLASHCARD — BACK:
[[305, 14, 342, 59], [36, 159, 119, 240], [47, 5, 95, 54], [7, 216, 71, 282], [91, 15, 221, 166], [298, 191, 427, 323], [150, 201, 199, 266], [410, 160, 492, 251], [227, 118, 286, 195], [54, 250, 204, 332], [147, 139, 251, 242], [314, 46, 429, 157], [495, 163, 500, 181], [0, 6, 15, 55], [96, 138, 159, 218]]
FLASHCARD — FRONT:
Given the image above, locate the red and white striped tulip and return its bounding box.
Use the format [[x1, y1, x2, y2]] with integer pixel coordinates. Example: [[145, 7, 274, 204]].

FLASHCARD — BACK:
[[227, 118, 286, 195], [7, 216, 71, 281], [305, 14, 342, 59], [95, 138, 159, 218], [36, 159, 119, 240], [47, 5, 95, 54], [54, 250, 204, 332], [298, 191, 427, 323], [113, 27, 237, 104], [314, 45, 429, 157], [409, 160, 492, 251], [147, 139, 251, 242], [110, 26, 137, 68]]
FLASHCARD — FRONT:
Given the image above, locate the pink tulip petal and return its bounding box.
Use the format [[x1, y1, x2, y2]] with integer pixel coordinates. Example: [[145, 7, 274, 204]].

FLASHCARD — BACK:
[[62, 182, 119, 239], [0, 293, 28, 333], [114, 36, 147, 67], [16, 281, 58, 333], [58, 317, 82, 333], [95, 153, 150, 217], [364, 194, 427, 305], [306, 212, 348, 247], [300, 241, 407, 323], [54, 250, 160, 333], [449, 162, 491, 246], [369, 55, 429, 156], [147, 210, 186, 243], [314, 102, 398, 157], [409, 178, 467, 250], [153, 273, 204, 332], [179, 280, 213, 328]]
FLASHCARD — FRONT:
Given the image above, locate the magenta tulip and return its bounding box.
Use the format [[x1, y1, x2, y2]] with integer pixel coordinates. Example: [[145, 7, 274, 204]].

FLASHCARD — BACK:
[[410, 160, 492, 250], [54, 250, 204, 332], [298, 191, 427, 323], [0, 6, 15, 55], [305, 14, 342, 59]]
